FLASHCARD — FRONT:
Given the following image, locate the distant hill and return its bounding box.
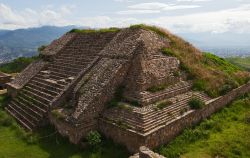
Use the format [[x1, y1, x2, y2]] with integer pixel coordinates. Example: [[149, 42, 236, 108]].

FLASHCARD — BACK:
[[178, 32, 250, 57], [226, 57, 250, 71], [0, 26, 81, 64]]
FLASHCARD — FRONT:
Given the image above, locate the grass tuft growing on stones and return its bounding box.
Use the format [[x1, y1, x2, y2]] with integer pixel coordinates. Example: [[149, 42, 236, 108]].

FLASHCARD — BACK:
[[69, 27, 121, 34], [157, 93, 250, 158], [188, 97, 205, 110]]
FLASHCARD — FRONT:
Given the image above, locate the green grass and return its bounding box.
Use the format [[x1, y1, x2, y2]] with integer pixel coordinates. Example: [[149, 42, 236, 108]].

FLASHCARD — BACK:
[[226, 57, 250, 71], [202, 52, 240, 74], [0, 56, 39, 73], [69, 28, 121, 34], [157, 93, 250, 158], [0, 95, 129, 158]]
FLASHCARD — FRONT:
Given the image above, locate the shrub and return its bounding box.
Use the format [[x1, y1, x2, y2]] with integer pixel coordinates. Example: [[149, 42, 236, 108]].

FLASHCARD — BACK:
[[188, 97, 205, 109], [147, 83, 169, 93], [156, 100, 173, 110], [192, 79, 207, 91], [246, 113, 250, 124], [0, 111, 13, 126], [116, 120, 131, 129], [219, 84, 233, 95], [37, 45, 47, 53], [162, 48, 176, 57], [86, 131, 102, 146], [117, 103, 133, 112], [51, 110, 65, 120]]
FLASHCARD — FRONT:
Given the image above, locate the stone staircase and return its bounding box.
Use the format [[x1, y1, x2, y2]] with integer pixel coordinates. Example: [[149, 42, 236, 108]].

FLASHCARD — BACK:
[[137, 81, 193, 106], [5, 32, 116, 131], [103, 92, 211, 134]]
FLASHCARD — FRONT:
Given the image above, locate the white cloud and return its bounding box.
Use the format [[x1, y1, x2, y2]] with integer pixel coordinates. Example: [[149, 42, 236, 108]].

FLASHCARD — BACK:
[[1, 2, 250, 34], [0, 3, 75, 29], [117, 10, 160, 15], [144, 4, 250, 33], [118, 2, 200, 15], [114, 0, 133, 2], [128, 2, 200, 10], [177, 0, 211, 2]]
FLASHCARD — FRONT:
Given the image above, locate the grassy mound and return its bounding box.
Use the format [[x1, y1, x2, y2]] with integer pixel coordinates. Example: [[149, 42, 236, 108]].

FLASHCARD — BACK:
[[130, 24, 250, 97], [157, 93, 250, 158], [0, 56, 39, 73]]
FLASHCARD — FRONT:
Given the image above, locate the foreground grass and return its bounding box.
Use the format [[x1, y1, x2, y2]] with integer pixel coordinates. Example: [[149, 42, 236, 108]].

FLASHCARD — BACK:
[[0, 94, 129, 158], [157, 94, 250, 158]]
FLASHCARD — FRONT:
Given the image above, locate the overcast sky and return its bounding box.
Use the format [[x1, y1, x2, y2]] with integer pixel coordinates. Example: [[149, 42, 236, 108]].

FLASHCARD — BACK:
[[0, 0, 250, 34]]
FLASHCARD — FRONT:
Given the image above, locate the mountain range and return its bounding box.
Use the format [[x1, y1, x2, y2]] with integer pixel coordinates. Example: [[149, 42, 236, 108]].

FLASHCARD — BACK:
[[0, 25, 249, 64], [0, 26, 77, 64]]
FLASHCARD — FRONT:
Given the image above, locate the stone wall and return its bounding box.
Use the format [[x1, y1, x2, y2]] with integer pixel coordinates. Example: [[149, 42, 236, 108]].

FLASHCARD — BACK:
[[0, 72, 12, 88], [99, 82, 250, 153], [129, 146, 166, 158], [6, 59, 47, 97]]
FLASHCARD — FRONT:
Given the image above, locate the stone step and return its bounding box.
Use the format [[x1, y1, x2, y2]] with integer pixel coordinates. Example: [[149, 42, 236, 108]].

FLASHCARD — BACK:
[[54, 56, 96, 64], [29, 79, 62, 93], [24, 86, 55, 100], [13, 98, 43, 119], [16, 96, 46, 116], [27, 82, 59, 96], [6, 104, 35, 129], [18, 93, 47, 112], [55, 55, 97, 62], [48, 64, 81, 74], [10, 101, 40, 122], [140, 103, 190, 132], [48, 67, 78, 77], [33, 77, 65, 89], [5, 107, 33, 131], [141, 86, 192, 106], [21, 89, 51, 105], [52, 60, 88, 68]]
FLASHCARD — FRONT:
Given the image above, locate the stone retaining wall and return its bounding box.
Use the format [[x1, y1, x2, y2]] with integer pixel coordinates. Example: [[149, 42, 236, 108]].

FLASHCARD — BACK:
[[99, 82, 250, 153]]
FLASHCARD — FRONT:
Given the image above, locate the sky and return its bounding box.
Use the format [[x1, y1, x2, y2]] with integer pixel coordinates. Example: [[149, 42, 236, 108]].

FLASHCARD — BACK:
[[0, 0, 250, 34]]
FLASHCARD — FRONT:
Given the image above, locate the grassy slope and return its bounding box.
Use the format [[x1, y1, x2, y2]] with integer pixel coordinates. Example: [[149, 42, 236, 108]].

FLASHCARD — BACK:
[[0, 95, 129, 158], [226, 57, 250, 71], [157, 94, 250, 158], [130, 24, 250, 97]]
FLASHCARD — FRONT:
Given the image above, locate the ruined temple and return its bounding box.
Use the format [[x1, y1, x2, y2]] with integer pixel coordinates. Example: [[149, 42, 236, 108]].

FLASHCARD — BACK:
[[5, 27, 250, 153]]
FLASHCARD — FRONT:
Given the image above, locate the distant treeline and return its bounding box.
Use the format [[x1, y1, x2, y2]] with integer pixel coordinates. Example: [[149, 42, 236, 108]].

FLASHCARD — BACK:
[[0, 56, 39, 74]]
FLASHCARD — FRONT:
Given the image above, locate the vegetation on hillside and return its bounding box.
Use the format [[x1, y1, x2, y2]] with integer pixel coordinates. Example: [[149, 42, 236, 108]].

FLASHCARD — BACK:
[[69, 27, 121, 34], [157, 93, 250, 158], [130, 24, 250, 97], [0, 94, 129, 158], [0, 56, 39, 73], [226, 56, 250, 71]]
